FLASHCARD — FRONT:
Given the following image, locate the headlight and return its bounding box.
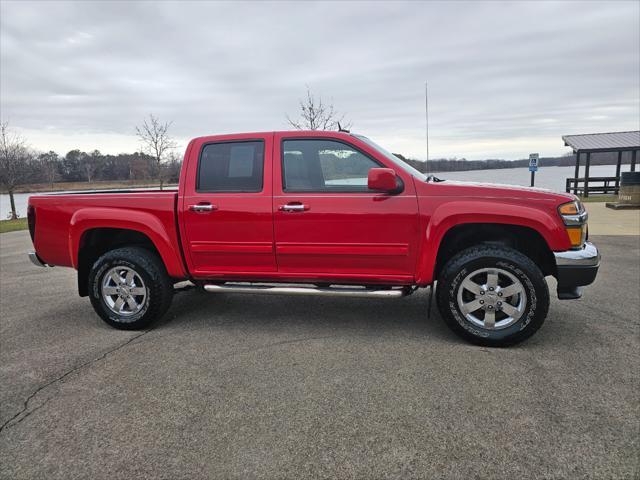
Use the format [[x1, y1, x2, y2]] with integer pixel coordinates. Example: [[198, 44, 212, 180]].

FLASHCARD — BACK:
[[558, 200, 587, 248]]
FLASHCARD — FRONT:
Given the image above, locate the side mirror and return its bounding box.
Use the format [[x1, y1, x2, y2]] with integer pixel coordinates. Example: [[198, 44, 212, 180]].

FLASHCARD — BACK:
[[368, 168, 401, 193]]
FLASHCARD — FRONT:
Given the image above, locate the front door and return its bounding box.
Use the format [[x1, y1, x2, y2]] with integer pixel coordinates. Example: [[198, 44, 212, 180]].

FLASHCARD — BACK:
[[273, 134, 420, 283], [180, 134, 276, 277]]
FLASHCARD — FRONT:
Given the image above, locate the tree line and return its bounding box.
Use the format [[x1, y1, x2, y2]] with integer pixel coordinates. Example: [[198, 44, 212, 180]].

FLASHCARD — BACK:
[[8, 149, 182, 186]]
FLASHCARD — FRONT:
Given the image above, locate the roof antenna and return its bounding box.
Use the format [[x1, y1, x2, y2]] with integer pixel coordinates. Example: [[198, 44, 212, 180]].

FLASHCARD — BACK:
[[337, 122, 350, 133], [424, 82, 442, 183], [425, 80, 430, 174]]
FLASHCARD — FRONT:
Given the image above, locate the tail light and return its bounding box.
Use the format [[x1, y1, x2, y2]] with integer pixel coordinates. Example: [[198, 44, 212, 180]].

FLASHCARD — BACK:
[[27, 205, 36, 243]]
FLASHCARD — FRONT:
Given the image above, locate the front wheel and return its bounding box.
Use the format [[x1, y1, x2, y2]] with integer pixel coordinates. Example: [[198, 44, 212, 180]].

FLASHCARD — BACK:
[[88, 247, 173, 330], [436, 245, 549, 347]]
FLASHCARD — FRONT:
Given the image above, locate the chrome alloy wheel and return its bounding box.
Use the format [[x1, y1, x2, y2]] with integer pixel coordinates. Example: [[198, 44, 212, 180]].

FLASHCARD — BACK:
[[101, 266, 147, 318], [456, 267, 526, 330]]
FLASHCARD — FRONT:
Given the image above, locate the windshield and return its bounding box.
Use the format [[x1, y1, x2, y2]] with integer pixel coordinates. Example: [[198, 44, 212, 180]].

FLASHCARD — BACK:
[[353, 134, 427, 181]]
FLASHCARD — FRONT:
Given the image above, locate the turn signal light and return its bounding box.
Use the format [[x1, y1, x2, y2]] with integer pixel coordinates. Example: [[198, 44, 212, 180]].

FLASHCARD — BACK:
[[558, 202, 579, 216], [565, 225, 586, 249], [558, 200, 587, 227]]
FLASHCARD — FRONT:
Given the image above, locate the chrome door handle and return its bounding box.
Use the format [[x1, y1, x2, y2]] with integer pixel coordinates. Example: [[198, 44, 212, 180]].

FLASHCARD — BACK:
[[189, 203, 217, 212], [279, 203, 309, 212]]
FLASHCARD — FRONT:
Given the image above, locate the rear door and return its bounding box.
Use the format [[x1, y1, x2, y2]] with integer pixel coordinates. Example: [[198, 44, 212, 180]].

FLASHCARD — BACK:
[[273, 133, 420, 283], [180, 133, 276, 277]]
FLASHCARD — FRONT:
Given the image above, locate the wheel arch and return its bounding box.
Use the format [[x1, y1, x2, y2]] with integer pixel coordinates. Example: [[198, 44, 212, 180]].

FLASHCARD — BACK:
[[71, 208, 186, 296], [416, 202, 564, 285], [433, 223, 556, 280]]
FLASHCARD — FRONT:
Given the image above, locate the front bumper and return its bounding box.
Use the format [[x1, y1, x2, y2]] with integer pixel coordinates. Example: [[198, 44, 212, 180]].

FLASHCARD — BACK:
[[553, 242, 600, 299]]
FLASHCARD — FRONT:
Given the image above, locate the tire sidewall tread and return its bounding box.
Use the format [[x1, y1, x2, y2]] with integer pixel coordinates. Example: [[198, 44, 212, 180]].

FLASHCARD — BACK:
[[437, 245, 550, 347], [88, 247, 173, 330]]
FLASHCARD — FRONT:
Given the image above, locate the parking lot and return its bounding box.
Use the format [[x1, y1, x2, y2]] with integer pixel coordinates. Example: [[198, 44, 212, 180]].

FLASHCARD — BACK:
[[0, 230, 638, 479]]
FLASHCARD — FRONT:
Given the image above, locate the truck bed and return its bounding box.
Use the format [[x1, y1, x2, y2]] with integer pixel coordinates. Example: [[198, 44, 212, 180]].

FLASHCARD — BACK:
[[29, 191, 181, 271]]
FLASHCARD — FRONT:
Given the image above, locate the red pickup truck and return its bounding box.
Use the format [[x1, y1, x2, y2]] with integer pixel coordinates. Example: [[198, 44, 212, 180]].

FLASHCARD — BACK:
[[27, 131, 600, 346]]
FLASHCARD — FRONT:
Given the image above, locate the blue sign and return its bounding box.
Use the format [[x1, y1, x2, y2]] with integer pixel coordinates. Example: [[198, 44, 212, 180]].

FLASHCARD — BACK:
[[529, 153, 539, 172]]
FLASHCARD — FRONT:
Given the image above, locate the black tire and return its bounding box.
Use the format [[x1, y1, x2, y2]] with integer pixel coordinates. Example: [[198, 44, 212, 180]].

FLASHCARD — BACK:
[[88, 247, 173, 330], [436, 245, 549, 347]]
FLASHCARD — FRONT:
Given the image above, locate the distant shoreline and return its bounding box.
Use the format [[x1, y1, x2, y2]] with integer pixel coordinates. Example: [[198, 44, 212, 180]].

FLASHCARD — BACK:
[[414, 159, 632, 175], [428, 164, 570, 174]]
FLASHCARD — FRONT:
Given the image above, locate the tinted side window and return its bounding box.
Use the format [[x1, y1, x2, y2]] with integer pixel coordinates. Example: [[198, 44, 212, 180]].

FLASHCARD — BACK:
[[197, 141, 264, 192], [282, 139, 380, 192]]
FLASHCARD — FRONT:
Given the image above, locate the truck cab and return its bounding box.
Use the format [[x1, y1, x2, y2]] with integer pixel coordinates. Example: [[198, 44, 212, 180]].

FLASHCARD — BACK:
[[179, 131, 421, 284]]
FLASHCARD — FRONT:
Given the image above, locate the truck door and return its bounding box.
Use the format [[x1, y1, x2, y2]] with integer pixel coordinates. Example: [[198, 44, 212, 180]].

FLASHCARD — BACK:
[[180, 133, 276, 277], [272, 134, 420, 283]]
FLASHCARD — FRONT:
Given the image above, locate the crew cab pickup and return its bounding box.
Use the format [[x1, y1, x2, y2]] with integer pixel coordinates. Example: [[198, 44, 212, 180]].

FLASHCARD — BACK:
[[27, 131, 600, 346]]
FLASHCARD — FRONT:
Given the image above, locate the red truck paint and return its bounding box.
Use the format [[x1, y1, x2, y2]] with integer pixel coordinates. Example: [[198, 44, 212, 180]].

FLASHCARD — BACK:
[[30, 192, 186, 278], [28, 131, 576, 287]]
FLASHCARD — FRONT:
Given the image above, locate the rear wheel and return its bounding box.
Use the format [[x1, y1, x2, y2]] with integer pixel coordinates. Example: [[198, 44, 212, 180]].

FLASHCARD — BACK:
[[88, 247, 173, 330], [436, 245, 549, 347]]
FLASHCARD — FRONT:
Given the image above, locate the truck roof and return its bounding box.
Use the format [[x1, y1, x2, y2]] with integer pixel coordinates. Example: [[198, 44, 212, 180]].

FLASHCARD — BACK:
[[190, 130, 357, 143]]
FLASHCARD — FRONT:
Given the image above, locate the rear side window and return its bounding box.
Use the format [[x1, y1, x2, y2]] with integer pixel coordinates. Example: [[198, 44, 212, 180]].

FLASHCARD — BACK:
[[197, 141, 264, 192]]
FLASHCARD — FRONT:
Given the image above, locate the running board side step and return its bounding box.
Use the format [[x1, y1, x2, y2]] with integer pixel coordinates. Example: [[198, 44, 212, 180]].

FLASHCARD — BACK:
[[203, 283, 408, 298]]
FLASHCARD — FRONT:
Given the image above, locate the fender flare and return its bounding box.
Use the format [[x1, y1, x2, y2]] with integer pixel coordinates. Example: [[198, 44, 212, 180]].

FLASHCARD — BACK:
[[69, 207, 186, 278], [415, 200, 568, 285]]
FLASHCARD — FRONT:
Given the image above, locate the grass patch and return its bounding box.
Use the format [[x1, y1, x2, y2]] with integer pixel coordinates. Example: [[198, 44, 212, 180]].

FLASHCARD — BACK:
[[578, 195, 618, 203], [0, 218, 28, 234]]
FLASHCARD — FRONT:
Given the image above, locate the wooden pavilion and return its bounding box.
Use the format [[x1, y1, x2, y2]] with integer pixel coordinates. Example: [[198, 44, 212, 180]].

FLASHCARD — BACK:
[[562, 131, 639, 197]]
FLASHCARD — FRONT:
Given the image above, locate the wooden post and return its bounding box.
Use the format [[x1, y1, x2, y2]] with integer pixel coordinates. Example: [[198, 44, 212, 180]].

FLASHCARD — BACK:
[[632, 150, 637, 172], [615, 151, 622, 193], [584, 152, 591, 198], [573, 151, 580, 194]]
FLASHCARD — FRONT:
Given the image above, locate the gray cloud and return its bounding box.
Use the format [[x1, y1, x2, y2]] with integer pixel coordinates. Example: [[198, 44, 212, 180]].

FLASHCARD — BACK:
[[1, 0, 638, 159]]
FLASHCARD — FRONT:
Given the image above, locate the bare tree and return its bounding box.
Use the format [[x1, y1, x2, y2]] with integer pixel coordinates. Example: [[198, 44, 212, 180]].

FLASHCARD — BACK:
[[0, 122, 33, 219], [286, 86, 352, 131], [83, 149, 101, 183], [38, 151, 61, 189], [136, 114, 177, 190], [164, 151, 183, 186]]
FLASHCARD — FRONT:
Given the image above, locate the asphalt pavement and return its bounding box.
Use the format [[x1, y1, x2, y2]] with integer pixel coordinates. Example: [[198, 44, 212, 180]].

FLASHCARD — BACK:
[[0, 231, 638, 479]]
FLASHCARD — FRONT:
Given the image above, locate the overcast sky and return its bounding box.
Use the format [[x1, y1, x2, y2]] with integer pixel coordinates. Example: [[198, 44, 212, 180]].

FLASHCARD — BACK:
[[1, 0, 639, 160]]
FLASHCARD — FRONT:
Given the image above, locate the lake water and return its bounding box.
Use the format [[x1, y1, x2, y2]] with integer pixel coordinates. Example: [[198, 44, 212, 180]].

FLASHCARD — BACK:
[[435, 164, 630, 193], [0, 164, 628, 219]]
